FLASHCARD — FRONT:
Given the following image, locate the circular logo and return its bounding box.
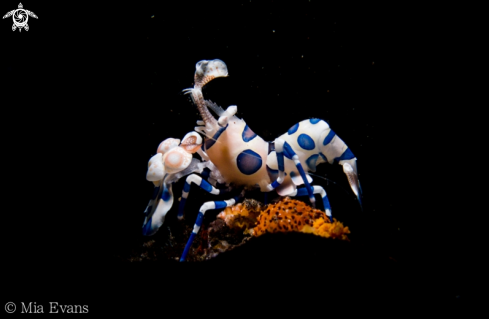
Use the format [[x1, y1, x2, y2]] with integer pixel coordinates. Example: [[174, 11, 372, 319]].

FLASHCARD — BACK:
[[5, 302, 16, 313], [13, 9, 28, 28]]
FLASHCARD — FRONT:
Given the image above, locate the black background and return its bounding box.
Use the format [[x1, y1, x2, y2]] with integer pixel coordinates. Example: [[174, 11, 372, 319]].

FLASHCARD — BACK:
[[1, 0, 469, 315]]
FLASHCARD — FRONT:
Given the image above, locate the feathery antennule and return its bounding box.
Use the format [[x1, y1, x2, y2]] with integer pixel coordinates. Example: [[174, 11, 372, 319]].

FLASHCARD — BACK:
[[205, 100, 225, 117]]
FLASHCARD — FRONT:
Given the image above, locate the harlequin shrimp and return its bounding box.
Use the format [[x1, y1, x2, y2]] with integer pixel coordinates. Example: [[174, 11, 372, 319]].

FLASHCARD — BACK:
[[142, 59, 362, 261]]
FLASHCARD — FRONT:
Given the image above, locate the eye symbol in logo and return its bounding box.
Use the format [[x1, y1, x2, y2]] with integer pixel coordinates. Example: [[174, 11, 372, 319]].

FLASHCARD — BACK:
[[3, 3, 38, 32]]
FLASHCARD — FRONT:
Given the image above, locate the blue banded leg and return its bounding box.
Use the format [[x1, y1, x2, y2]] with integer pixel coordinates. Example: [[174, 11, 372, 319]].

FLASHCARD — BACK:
[[143, 185, 161, 218], [311, 186, 332, 222], [266, 138, 286, 192], [142, 184, 162, 234], [282, 141, 316, 207], [180, 192, 243, 262], [177, 174, 226, 220], [287, 185, 333, 222], [142, 181, 174, 236]]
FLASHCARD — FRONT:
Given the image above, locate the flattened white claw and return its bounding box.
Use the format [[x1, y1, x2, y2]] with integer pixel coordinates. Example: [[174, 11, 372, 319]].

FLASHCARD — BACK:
[[163, 146, 193, 174], [182, 131, 203, 145], [180, 132, 203, 153], [157, 138, 180, 155], [147, 153, 165, 182]]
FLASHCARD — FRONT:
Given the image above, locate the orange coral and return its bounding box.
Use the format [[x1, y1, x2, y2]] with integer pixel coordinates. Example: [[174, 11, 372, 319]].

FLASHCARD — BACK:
[[216, 199, 262, 234], [218, 197, 350, 240]]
